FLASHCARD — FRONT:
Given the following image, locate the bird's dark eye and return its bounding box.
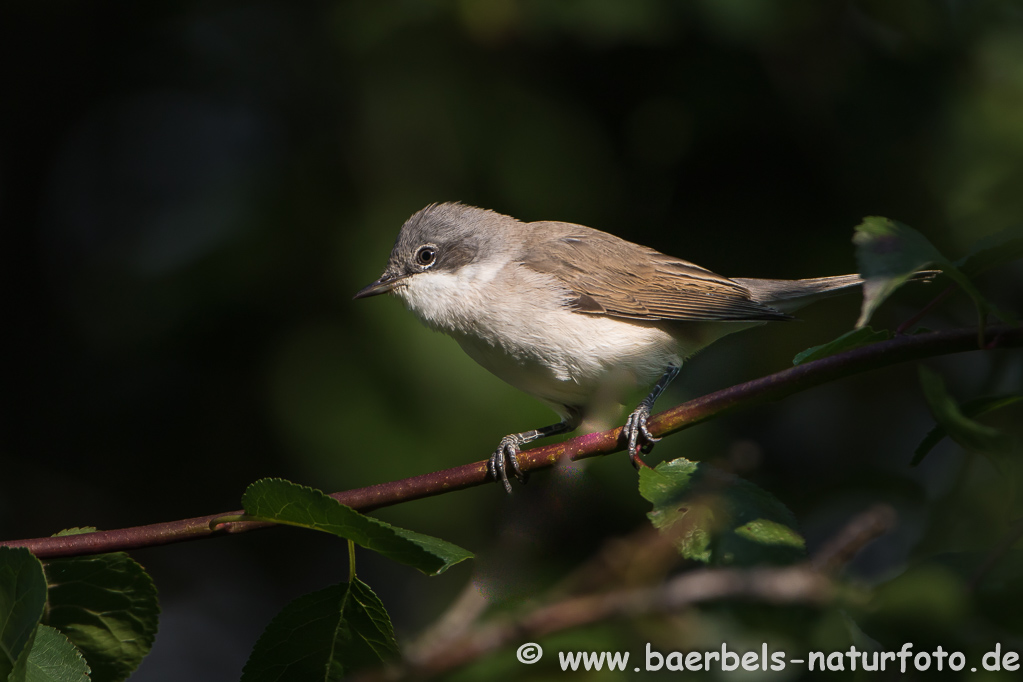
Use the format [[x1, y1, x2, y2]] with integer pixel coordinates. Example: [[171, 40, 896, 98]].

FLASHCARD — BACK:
[[415, 246, 437, 266]]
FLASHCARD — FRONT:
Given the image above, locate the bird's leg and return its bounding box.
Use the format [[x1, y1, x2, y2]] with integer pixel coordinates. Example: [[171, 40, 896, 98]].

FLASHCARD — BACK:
[[488, 410, 581, 494], [623, 364, 681, 468]]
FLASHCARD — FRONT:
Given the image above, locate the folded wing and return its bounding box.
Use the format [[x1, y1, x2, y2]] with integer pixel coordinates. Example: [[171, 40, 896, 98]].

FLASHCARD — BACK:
[[520, 222, 790, 322]]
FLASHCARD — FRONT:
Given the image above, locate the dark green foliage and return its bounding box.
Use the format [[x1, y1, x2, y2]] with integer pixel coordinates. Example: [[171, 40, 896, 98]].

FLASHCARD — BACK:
[[0, 551, 93, 682], [241, 579, 398, 682], [640, 458, 805, 566], [917, 367, 1017, 465], [242, 478, 473, 575], [0, 549, 49, 681], [853, 217, 954, 327], [18, 625, 90, 682], [912, 392, 1023, 465], [792, 326, 890, 365], [42, 553, 159, 682], [854, 217, 1013, 328]]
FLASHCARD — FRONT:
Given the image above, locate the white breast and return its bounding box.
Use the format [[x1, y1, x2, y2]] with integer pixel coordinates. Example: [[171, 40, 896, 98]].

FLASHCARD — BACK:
[[395, 261, 682, 413]]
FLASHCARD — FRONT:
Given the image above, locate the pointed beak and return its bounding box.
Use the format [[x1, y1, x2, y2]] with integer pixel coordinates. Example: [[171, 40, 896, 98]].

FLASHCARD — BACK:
[[353, 273, 405, 300]]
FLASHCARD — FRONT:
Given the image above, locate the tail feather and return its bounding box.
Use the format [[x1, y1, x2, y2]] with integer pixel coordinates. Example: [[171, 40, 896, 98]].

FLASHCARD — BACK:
[[734, 274, 863, 306], [735, 271, 937, 314]]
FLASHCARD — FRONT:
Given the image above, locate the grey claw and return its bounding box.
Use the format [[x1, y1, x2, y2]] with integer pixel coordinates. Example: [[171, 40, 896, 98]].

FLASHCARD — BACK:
[[506, 448, 529, 485], [490, 436, 527, 494], [486, 454, 498, 484], [641, 421, 660, 443], [623, 404, 657, 468], [489, 449, 512, 494]]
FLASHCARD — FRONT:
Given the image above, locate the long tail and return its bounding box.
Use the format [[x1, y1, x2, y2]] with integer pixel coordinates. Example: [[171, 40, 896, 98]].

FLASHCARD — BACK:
[[734, 274, 863, 304], [734, 271, 936, 314]]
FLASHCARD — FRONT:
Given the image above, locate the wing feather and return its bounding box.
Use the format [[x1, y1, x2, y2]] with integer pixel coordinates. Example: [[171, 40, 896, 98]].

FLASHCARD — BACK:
[[520, 222, 789, 322]]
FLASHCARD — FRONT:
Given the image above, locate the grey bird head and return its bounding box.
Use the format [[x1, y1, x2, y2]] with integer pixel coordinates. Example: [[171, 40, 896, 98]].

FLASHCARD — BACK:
[[354, 202, 516, 299]]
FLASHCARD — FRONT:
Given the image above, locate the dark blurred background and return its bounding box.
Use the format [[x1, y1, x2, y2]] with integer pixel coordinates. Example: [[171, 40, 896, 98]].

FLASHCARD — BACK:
[[4, 1, 1023, 679]]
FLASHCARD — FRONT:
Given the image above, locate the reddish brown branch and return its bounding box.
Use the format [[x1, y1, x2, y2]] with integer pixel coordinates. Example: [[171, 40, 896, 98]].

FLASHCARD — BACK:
[[4, 325, 1020, 559], [389, 565, 838, 679], [810, 504, 897, 574], [391, 506, 892, 680]]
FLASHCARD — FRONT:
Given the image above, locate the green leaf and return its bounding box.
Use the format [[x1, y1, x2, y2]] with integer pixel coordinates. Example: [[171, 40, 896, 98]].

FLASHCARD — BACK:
[[43, 553, 160, 682], [0, 548, 48, 680], [241, 578, 399, 682], [792, 326, 890, 365], [16, 625, 90, 682], [853, 216, 944, 328], [242, 478, 473, 575], [917, 368, 1016, 469], [912, 393, 1023, 465], [639, 458, 805, 566], [734, 519, 806, 548], [6, 625, 37, 682], [852, 217, 1008, 327]]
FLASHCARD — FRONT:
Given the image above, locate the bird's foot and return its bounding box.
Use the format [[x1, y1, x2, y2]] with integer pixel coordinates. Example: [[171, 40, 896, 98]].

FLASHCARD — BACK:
[[623, 404, 659, 468], [487, 434, 530, 494]]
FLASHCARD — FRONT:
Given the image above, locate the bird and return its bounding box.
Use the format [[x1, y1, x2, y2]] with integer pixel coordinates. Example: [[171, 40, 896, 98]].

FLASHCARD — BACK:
[[356, 202, 876, 492]]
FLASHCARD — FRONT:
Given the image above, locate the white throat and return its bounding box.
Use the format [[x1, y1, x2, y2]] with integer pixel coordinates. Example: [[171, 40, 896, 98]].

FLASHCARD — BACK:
[[394, 260, 507, 334]]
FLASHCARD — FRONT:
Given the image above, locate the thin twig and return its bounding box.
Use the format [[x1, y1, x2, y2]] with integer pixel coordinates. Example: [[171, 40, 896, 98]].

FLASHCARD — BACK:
[[550, 523, 684, 598], [3, 325, 1020, 559], [404, 580, 490, 665], [379, 504, 894, 680], [810, 504, 897, 574], [381, 565, 838, 680]]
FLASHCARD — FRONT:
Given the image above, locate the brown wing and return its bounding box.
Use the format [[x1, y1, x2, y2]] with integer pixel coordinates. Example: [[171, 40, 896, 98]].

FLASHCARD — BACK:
[[520, 221, 790, 322]]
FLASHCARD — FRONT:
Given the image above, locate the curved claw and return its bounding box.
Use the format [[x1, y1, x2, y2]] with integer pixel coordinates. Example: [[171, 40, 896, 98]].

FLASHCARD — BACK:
[[623, 405, 658, 468], [488, 435, 529, 494]]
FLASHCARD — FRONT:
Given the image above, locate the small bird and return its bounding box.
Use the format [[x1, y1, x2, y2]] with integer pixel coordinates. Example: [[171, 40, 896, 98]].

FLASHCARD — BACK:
[[356, 203, 868, 492]]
